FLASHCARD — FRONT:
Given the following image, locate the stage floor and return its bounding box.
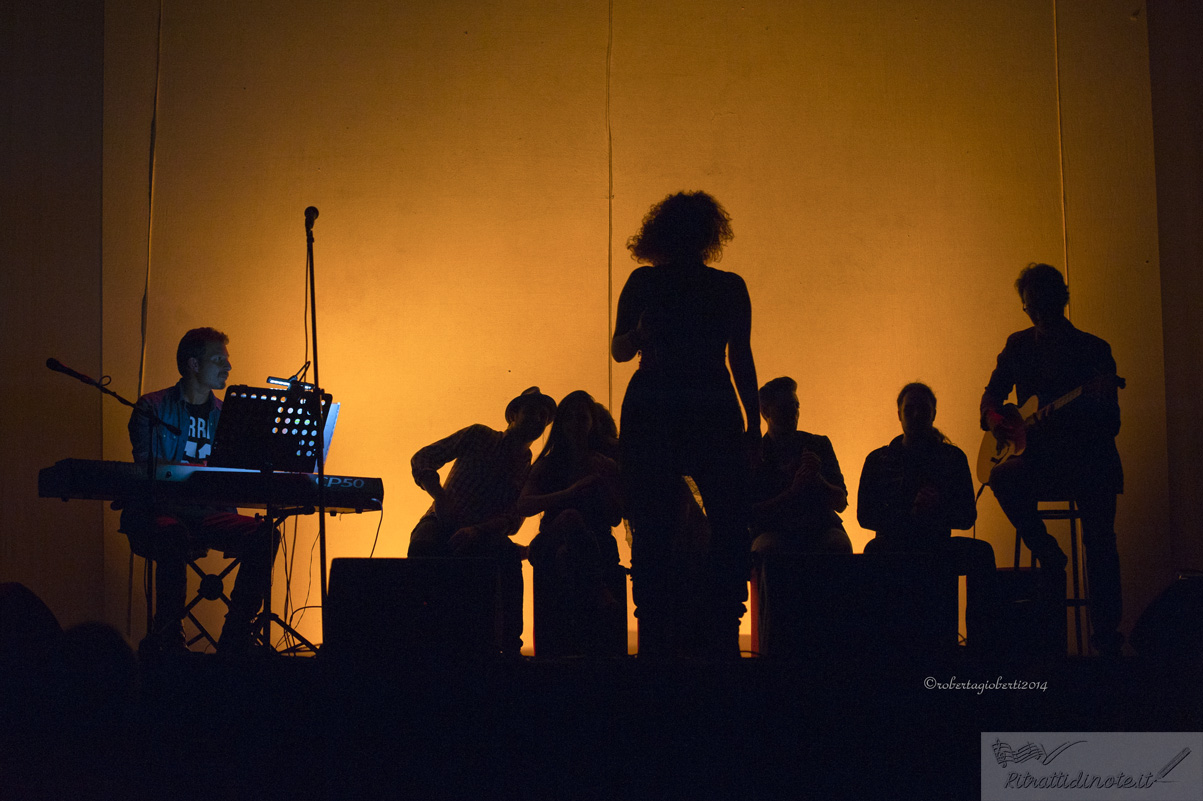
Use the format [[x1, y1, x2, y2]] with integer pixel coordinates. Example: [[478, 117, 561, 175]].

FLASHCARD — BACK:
[[4, 648, 1200, 800]]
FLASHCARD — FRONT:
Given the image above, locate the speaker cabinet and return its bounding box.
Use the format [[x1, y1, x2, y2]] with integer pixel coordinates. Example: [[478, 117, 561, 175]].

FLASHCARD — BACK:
[[753, 553, 957, 660], [1131, 573, 1203, 663], [993, 567, 1065, 657], [325, 557, 501, 663]]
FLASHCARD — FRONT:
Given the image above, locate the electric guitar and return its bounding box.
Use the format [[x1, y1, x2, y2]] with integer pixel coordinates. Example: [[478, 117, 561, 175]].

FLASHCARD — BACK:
[[976, 373, 1125, 485]]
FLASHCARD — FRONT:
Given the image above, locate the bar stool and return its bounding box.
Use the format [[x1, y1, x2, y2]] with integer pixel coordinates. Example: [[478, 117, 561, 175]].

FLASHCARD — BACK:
[[1013, 497, 1089, 655], [121, 509, 290, 654], [180, 553, 243, 650], [138, 548, 247, 651]]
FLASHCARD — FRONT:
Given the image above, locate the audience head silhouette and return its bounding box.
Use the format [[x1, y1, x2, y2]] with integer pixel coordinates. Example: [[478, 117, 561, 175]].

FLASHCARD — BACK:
[[537, 390, 604, 463], [759, 376, 800, 434], [627, 191, 733, 265], [505, 386, 556, 443], [896, 382, 947, 445]]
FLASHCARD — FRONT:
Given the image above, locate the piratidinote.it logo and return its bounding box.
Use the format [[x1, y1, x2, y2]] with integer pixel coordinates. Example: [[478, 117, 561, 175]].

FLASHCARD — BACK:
[[980, 732, 1202, 800]]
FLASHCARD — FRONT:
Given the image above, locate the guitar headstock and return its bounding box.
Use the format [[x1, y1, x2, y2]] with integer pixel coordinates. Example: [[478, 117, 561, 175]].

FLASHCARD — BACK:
[[1081, 372, 1125, 399]]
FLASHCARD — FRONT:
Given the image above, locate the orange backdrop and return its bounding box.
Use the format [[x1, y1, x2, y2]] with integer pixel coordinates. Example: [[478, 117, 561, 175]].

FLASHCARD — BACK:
[[98, 0, 1168, 652]]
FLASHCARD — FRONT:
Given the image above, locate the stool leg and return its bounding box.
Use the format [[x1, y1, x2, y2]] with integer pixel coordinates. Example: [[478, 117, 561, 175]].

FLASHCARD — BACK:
[[144, 556, 154, 640], [749, 567, 760, 655], [1069, 503, 1083, 655], [186, 610, 219, 650]]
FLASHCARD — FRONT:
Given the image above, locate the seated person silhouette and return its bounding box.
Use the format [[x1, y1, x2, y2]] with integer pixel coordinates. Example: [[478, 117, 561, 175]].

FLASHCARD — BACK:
[[408, 386, 555, 655], [119, 327, 277, 656], [858, 382, 997, 654], [748, 377, 850, 654], [517, 390, 623, 655], [751, 377, 852, 556], [982, 263, 1124, 657]]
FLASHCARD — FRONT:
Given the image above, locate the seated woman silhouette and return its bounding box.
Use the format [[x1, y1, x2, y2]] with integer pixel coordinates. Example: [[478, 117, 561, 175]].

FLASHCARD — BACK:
[[518, 391, 623, 655], [858, 382, 997, 654], [611, 190, 760, 658]]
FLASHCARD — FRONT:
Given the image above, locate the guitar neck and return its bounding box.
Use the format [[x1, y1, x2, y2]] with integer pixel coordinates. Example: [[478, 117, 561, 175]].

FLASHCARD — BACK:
[[1044, 386, 1082, 416], [1026, 374, 1113, 425]]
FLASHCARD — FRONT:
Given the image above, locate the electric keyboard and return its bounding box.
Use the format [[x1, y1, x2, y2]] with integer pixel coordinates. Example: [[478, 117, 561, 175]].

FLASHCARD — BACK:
[[38, 458, 383, 514]]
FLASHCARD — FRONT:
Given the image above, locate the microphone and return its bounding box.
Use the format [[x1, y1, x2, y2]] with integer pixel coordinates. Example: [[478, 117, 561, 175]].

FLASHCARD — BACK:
[[46, 357, 98, 386], [304, 206, 319, 230]]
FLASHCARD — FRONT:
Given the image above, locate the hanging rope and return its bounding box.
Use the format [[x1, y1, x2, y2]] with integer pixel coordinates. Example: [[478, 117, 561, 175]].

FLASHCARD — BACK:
[[1052, 0, 1071, 320], [138, 0, 165, 398], [128, 0, 166, 639], [606, 0, 615, 412]]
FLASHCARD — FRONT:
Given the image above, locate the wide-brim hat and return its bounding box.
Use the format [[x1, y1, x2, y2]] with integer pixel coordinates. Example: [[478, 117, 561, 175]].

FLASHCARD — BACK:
[[505, 386, 556, 424]]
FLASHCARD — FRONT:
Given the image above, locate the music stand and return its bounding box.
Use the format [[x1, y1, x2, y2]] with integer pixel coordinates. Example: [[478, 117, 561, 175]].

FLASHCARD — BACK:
[[209, 384, 337, 473], [209, 383, 339, 654]]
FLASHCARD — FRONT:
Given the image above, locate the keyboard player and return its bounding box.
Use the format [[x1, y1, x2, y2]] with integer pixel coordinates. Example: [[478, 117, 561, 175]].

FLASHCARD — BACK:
[[121, 327, 277, 657]]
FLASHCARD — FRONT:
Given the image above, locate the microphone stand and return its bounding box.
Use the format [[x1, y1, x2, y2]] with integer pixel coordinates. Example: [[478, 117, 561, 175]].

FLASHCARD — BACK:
[[305, 208, 331, 634], [46, 360, 179, 636], [46, 359, 179, 438]]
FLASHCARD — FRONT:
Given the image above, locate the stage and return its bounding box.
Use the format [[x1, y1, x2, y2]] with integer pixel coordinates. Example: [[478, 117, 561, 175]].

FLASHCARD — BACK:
[[4, 648, 1198, 799]]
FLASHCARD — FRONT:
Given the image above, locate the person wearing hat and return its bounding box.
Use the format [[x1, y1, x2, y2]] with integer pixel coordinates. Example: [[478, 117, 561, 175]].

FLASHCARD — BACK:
[[408, 386, 556, 654]]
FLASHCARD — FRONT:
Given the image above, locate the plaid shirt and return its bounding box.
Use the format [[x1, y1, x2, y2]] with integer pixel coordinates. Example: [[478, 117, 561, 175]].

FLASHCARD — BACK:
[[411, 424, 531, 536]]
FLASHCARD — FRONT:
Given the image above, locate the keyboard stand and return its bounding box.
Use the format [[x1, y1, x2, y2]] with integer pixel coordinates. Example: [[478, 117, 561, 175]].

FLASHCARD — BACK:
[[256, 504, 321, 655]]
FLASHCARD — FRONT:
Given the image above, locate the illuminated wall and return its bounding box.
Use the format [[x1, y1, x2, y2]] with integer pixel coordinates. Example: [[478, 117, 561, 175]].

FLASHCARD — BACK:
[[1149, 0, 1203, 577], [89, 0, 1169, 650], [1, 0, 104, 625]]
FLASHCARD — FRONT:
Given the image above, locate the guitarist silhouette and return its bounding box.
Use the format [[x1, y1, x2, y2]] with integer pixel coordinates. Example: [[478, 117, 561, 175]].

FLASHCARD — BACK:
[[981, 263, 1124, 657]]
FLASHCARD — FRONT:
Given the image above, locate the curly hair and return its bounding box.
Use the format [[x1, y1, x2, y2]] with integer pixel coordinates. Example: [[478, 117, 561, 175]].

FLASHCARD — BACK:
[[627, 191, 733, 265], [1015, 262, 1069, 311]]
